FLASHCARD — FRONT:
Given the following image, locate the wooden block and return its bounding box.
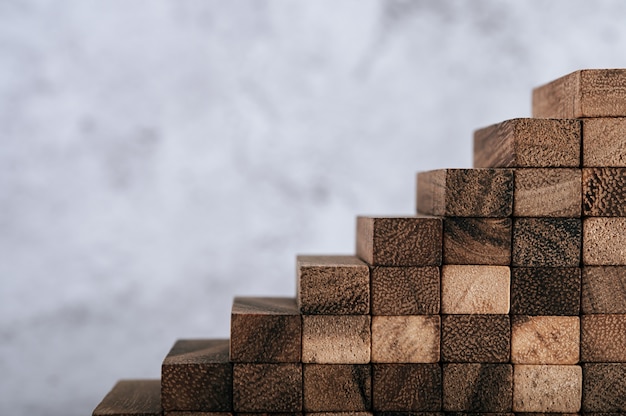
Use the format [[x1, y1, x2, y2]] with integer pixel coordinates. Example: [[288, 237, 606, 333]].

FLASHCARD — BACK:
[[233, 363, 302, 412], [302, 315, 370, 364], [581, 314, 626, 362], [164, 413, 233, 416], [372, 363, 442, 411], [356, 216, 442, 266], [514, 168, 581, 217], [370, 266, 439, 315], [583, 167, 626, 216], [583, 117, 626, 166], [442, 363, 512, 412], [416, 169, 513, 217], [533, 69, 626, 118], [583, 218, 626, 265], [303, 413, 373, 416], [93, 379, 161, 416], [441, 315, 510, 363], [297, 255, 369, 315], [371, 315, 440, 363], [230, 297, 301, 363], [513, 365, 582, 412], [582, 363, 626, 412], [374, 413, 443, 416], [162, 339, 232, 412], [473, 118, 581, 168], [511, 316, 580, 364], [303, 364, 371, 411], [512, 218, 581, 267], [441, 265, 510, 314], [582, 266, 626, 313], [510, 267, 581, 315], [443, 217, 511, 265]]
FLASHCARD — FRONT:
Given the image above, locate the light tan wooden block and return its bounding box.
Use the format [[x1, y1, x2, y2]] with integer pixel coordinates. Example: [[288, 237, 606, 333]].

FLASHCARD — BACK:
[[513, 365, 582, 412], [302, 315, 371, 364], [441, 265, 510, 314], [371, 315, 440, 363], [583, 118, 626, 166], [583, 218, 626, 265], [581, 314, 626, 362], [514, 168, 581, 217], [511, 316, 580, 364]]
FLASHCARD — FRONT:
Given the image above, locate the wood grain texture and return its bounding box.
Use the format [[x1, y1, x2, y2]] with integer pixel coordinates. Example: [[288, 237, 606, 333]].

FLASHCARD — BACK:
[[162, 339, 232, 412], [372, 364, 442, 411], [371, 315, 440, 363], [513, 365, 582, 412], [416, 169, 514, 217], [303, 413, 373, 416], [512, 218, 581, 267], [443, 217, 511, 265], [583, 218, 626, 265], [233, 363, 302, 412], [514, 168, 581, 217], [582, 266, 626, 313], [303, 364, 371, 411], [533, 69, 626, 118], [356, 216, 442, 266], [582, 363, 626, 412], [583, 117, 626, 166], [473, 118, 581, 168], [297, 255, 369, 315], [511, 316, 580, 365], [441, 314, 510, 363], [93, 379, 161, 416], [302, 315, 370, 364], [164, 413, 233, 416], [230, 297, 301, 363], [370, 266, 439, 315], [441, 265, 510, 314], [581, 314, 626, 362], [583, 167, 626, 216], [510, 267, 581, 315], [442, 363, 512, 412]]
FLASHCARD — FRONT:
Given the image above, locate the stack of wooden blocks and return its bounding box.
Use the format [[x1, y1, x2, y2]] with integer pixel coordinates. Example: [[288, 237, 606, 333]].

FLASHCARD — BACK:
[[93, 69, 626, 416]]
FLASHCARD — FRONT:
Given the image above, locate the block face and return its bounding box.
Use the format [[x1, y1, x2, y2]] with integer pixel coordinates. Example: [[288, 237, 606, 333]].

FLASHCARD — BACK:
[[302, 315, 371, 364], [297, 255, 370, 315], [303, 364, 371, 411], [93, 379, 161, 416], [356, 216, 442, 266], [511, 316, 580, 364], [582, 266, 626, 313], [583, 117, 626, 166], [510, 267, 581, 315], [583, 218, 626, 265], [443, 217, 511, 265], [583, 167, 626, 216], [230, 297, 301, 363], [512, 218, 581, 267], [581, 314, 626, 362], [441, 265, 510, 314], [513, 365, 582, 412], [582, 363, 626, 412], [442, 363, 512, 412], [514, 168, 581, 217], [372, 364, 442, 411], [233, 363, 302, 412], [441, 314, 510, 363], [370, 266, 439, 315], [371, 315, 440, 363]]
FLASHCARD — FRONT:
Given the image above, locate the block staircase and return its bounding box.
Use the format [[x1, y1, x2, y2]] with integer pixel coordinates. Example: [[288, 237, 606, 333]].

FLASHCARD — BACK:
[[93, 69, 626, 415]]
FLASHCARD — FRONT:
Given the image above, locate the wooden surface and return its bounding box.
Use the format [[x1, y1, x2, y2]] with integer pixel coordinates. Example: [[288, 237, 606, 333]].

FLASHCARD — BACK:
[[302, 315, 371, 364], [583, 218, 626, 265], [371, 315, 440, 363], [583, 117, 626, 166], [370, 266, 439, 315], [583, 167, 626, 216], [510, 267, 581, 315], [230, 297, 301, 363], [582, 363, 626, 412], [512, 365, 582, 412], [162, 339, 232, 412], [582, 266, 626, 313], [303, 364, 371, 411], [416, 169, 514, 217], [356, 216, 442, 266], [441, 265, 510, 314], [233, 363, 302, 412], [441, 315, 510, 363], [512, 218, 581, 267], [514, 168, 581, 217], [581, 314, 626, 362], [372, 363, 442, 411], [443, 217, 511, 265], [297, 255, 369, 315], [442, 363, 512, 412], [473, 118, 581, 168], [511, 316, 580, 364], [93, 379, 161, 416]]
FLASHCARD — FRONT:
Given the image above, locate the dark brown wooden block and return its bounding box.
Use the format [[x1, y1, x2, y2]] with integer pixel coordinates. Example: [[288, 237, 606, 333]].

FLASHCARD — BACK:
[[514, 168, 581, 217], [510, 267, 581, 315], [583, 117, 626, 166], [511, 316, 580, 365], [442, 363, 512, 412], [93, 379, 161, 416], [441, 265, 510, 314], [356, 216, 442, 266], [583, 167, 626, 216], [513, 365, 582, 412], [297, 255, 369, 315], [582, 266, 626, 313], [302, 413, 373, 416], [374, 413, 443, 416], [473, 118, 581, 168], [443, 217, 511, 265], [441, 315, 510, 363], [230, 297, 301, 363], [370, 266, 439, 315], [302, 315, 370, 364], [303, 364, 371, 411], [164, 413, 233, 416], [582, 363, 626, 412], [583, 218, 626, 265], [372, 364, 442, 411], [233, 363, 302, 412], [581, 314, 626, 362], [416, 169, 513, 217], [162, 339, 232, 412], [533, 69, 626, 118], [512, 218, 581, 267], [371, 315, 440, 363]]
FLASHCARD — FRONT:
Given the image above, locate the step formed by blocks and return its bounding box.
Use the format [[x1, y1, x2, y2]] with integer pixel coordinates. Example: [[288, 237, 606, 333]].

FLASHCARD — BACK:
[[303, 364, 371, 411], [583, 117, 626, 166], [441, 314, 510, 363], [372, 363, 442, 411], [512, 218, 582, 267], [441, 265, 510, 314], [581, 314, 626, 362], [583, 167, 626, 216], [371, 315, 440, 363], [512, 365, 582, 412], [233, 363, 302, 412], [510, 267, 581, 315], [443, 217, 511, 265], [583, 217, 626, 265], [370, 266, 439, 315], [582, 266, 626, 313], [302, 315, 371, 364], [93, 380, 161, 416], [514, 168, 581, 217], [582, 363, 626, 412], [511, 316, 580, 364], [442, 363, 512, 412]]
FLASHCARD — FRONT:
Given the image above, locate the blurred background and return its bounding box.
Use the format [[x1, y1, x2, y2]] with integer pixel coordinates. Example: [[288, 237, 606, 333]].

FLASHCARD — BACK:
[[2, 1, 626, 414]]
